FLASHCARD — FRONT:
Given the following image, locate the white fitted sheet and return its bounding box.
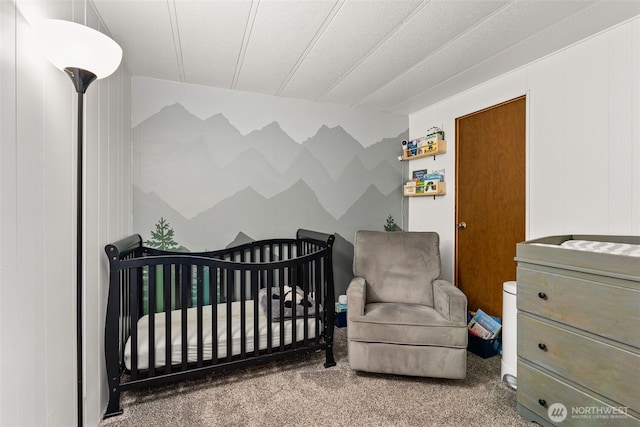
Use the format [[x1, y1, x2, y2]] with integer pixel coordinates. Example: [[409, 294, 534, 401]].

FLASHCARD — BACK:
[[532, 240, 640, 257], [560, 240, 640, 256], [124, 300, 319, 370]]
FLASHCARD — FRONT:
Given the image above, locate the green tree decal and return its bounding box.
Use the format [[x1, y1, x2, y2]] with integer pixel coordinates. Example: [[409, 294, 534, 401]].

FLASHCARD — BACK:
[[384, 214, 401, 232], [145, 217, 179, 250]]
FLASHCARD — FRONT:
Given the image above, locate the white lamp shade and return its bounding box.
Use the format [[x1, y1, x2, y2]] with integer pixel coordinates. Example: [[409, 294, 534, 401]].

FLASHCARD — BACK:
[[37, 19, 122, 79]]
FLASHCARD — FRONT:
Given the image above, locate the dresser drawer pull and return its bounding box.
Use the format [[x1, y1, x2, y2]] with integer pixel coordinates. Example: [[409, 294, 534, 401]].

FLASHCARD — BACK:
[[538, 343, 547, 351], [538, 399, 547, 407], [537, 292, 547, 300]]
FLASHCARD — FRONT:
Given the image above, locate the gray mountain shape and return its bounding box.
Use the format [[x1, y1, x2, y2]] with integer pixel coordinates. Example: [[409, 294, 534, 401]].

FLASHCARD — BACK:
[[141, 134, 221, 218], [134, 103, 205, 154], [243, 122, 303, 173], [221, 147, 285, 198], [336, 183, 403, 239], [301, 124, 364, 180], [370, 159, 404, 195], [225, 231, 255, 249], [134, 177, 401, 254], [133, 102, 406, 220], [202, 113, 246, 168], [281, 148, 339, 216], [185, 180, 334, 251], [327, 156, 380, 219], [360, 130, 408, 169]]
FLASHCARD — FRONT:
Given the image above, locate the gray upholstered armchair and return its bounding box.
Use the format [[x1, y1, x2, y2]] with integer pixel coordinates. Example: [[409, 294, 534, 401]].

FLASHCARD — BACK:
[[347, 231, 468, 379]]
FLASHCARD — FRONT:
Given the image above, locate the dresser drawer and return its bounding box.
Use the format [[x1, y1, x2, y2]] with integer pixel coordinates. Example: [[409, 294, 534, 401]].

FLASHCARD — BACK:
[[518, 360, 640, 426], [518, 314, 639, 411], [517, 266, 640, 347]]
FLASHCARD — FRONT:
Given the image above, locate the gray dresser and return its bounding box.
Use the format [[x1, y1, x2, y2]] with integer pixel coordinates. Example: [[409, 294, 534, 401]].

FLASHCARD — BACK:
[[515, 235, 640, 426]]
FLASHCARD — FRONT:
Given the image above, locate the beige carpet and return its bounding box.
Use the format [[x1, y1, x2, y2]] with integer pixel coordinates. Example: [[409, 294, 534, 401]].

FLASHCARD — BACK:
[[100, 328, 533, 427]]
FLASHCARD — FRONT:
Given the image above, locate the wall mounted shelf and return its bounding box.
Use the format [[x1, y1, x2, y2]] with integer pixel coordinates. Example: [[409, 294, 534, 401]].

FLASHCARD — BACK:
[[403, 182, 446, 198], [401, 140, 447, 160]]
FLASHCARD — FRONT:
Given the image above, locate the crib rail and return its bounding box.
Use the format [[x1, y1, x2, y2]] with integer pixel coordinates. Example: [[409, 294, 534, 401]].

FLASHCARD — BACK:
[[104, 229, 335, 418]]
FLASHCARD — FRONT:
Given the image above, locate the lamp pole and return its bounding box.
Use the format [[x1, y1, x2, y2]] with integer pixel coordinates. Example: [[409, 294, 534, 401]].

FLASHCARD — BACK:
[[64, 67, 97, 427], [37, 19, 121, 426]]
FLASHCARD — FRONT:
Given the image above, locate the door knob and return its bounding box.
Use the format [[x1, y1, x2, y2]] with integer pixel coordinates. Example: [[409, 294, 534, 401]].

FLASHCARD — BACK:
[[457, 222, 467, 229]]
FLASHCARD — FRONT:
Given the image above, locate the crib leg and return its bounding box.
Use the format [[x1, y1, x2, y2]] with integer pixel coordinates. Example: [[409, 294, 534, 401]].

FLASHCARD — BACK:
[[324, 321, 336, 368], [103, 388, 123, 419], [324, 343, 336, 368]]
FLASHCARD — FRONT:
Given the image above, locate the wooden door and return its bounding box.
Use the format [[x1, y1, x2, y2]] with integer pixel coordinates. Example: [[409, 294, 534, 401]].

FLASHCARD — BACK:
[[455, 96, 526, 318]]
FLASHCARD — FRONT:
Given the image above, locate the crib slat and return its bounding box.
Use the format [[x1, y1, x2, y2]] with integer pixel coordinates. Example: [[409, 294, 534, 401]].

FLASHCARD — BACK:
[[196, 265, 204, 367], [252, 270, 259, 357], [240, 264, 246, 359], [278, 268, 284, 350], [130, 268, 139, 379], [314, 257, 321, 345], [278, 282, 285, 351], [211, 266, 218, 365], [181, 264, 189, 370], [164, 264, 172, 374], [119, 271, 124, 362], [121, 269, 129, 366], [226, 267, 233, 362], [291, 264, 297, 350], [148, 266, 156, 376], [302, 260, 309, 346], [266, 269, 274, 355], [264, 271, 274, 354]]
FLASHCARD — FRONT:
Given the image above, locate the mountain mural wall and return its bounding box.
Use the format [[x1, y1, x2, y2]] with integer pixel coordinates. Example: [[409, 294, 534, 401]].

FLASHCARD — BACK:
[[133, 90, 408, 295]]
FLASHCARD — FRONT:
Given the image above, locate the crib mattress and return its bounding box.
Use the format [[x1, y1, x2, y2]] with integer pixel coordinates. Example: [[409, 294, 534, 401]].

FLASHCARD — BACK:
[[124, 300, 319, 370]]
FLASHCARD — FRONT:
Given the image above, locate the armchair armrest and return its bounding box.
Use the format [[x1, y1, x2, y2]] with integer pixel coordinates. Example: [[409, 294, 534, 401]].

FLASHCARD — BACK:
[[432, 279, 467, 325], [346, 276, 366, 317]]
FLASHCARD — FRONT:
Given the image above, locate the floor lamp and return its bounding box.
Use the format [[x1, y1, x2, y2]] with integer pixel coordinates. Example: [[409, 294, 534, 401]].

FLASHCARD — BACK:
[[37, 19, 122, 426]]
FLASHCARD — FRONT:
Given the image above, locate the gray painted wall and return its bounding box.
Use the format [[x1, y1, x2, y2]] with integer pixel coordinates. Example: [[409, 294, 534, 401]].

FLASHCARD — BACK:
[[133, 78, 408, 295]]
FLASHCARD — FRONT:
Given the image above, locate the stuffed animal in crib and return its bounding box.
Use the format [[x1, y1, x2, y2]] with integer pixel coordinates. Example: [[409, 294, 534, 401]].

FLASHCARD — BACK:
[[280, 285, 313, 309], [260, 285, 315, 320]]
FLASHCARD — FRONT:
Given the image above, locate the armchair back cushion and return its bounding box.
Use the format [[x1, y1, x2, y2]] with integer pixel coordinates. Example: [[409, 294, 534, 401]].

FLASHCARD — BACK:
[[353, 231, 440, 306]]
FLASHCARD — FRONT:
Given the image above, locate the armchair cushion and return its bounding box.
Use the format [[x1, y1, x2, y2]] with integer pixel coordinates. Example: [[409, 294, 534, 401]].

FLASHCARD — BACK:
[[348, 302, 467, 348], [353, 231, 441, 306]]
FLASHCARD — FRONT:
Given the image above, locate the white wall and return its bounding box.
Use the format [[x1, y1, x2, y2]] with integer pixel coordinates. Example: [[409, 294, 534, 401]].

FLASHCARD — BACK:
[[0, 1, 131, 426], [409, 16, 640, 282]]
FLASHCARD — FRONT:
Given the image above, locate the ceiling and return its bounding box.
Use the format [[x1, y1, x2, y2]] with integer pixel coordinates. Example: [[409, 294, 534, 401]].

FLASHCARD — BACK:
[[92, 0, 640, 115]]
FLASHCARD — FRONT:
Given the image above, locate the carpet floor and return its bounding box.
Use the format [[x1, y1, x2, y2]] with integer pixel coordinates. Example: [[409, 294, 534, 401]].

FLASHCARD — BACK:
[[100, 328, 534, 427]]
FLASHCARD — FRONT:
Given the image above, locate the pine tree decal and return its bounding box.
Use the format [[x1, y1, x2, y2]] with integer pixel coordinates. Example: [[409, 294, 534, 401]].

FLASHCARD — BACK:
[[384, 214, 401, 232], [146, 217, 179, 250]]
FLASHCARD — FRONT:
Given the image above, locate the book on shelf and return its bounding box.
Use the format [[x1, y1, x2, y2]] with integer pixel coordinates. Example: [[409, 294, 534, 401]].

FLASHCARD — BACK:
[[425, 169, 445, 182], [412, 169, 429, 180]]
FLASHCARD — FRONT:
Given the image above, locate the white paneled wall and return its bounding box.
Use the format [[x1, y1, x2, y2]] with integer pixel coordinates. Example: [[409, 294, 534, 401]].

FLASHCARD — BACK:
[[0, 1, 131, 426], [409, 16, 640, 282]]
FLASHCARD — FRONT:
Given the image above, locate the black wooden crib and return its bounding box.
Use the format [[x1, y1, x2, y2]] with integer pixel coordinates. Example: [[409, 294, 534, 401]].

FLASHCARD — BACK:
[[103, 229, 336, 418]]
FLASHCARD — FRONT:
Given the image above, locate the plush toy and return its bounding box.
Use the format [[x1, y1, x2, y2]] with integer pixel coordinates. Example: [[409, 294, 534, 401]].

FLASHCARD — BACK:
[[272, 285, 313, 309], [283, 288, 300, 309], [262, 285, 317, 320]]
